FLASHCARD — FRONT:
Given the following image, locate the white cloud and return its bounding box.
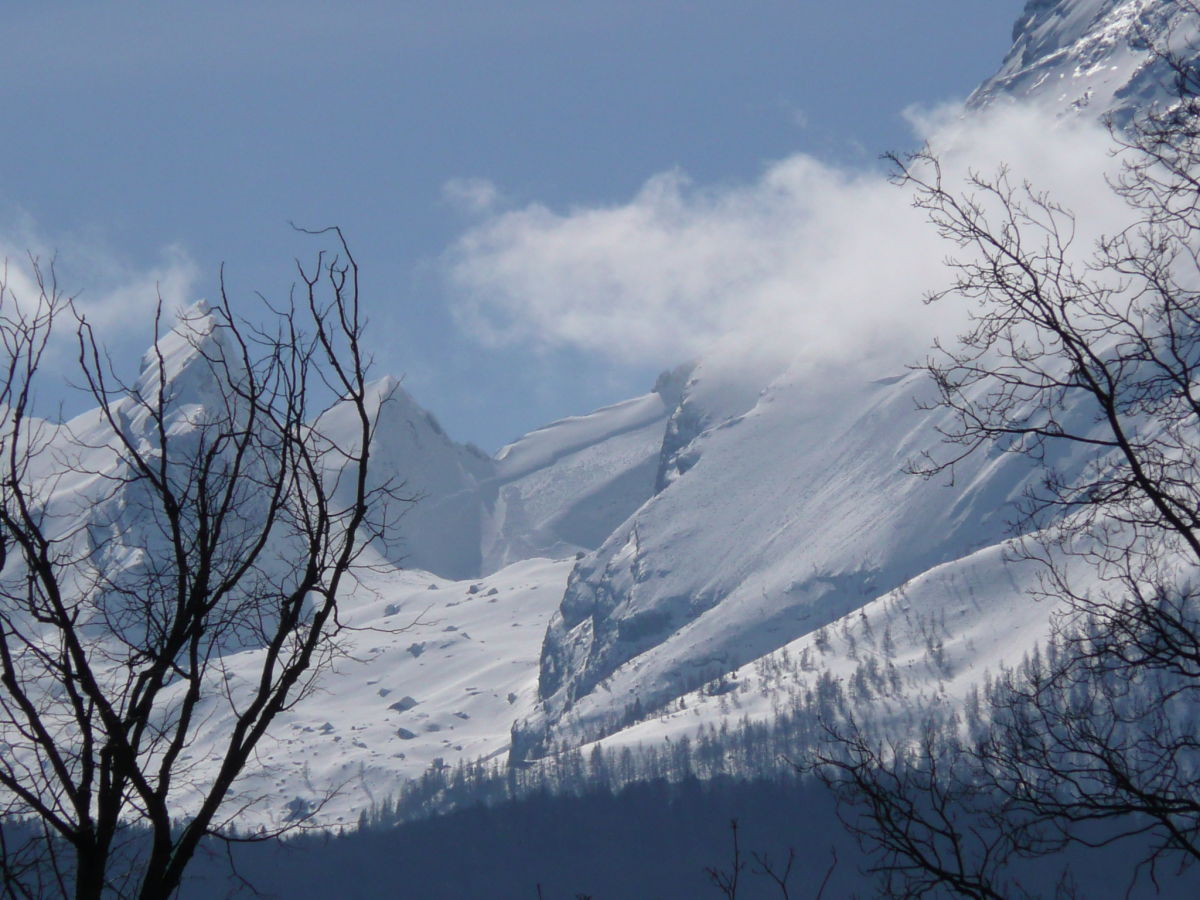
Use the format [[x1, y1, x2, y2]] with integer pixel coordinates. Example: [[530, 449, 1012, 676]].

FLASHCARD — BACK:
[[0, 231, 198, 325], [445, 104, 1126, 384], [442, 177, 503, 216], [73, 244, 199, 333], [0, 227, 199, 392]]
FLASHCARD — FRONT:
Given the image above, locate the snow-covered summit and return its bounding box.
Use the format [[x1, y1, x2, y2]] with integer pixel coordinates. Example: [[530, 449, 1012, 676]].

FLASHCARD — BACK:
[[970, 0, 1198, 119], [120, 299, 246, 440]]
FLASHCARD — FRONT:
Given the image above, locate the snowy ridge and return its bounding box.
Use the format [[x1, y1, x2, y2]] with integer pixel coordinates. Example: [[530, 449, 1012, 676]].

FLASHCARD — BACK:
[[315, 374, 495, 580], [494, 392, 668, 481], [324, 369, 683, 579], [480, 381, 677, 575], [311, 365, 682, 580], [512, 362, 1060, 760], [0, 305, 576, 830], [500, 0, 1200, 764], [0, 304, 682, 828]]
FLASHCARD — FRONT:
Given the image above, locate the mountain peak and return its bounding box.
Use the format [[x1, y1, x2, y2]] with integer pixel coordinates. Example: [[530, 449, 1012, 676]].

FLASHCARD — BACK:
[[971, 0, 1194, 120], [120, 301, 242, 438]]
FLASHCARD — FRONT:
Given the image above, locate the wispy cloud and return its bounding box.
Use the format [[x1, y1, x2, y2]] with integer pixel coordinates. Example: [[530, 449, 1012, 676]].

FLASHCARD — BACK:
[[445, 104, 1124, 384], [442, 177, 503, 216], [0, 225, 199, 385]]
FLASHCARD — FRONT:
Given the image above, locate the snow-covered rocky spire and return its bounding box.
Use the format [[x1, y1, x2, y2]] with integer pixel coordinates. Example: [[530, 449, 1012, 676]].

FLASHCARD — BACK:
[[117, 299, 247, 442]]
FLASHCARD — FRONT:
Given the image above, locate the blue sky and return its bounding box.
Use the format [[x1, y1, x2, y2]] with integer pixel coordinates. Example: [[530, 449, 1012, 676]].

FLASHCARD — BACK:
[[1, 1, 1020, 450]]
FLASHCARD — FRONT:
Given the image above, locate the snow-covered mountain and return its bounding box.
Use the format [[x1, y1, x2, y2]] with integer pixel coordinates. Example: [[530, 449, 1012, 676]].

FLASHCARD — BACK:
[[8, 0, 1198, 833], [332, 366, 684, 581], [512, 0, 1200, 760], [970, 0, 1193, 118], [511, 368, 1041, 759], [178, 0, 1200, 821]]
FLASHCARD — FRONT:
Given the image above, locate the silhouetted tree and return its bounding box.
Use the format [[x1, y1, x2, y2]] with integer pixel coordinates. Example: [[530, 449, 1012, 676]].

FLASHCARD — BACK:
[[0, 228, 403, 899], [816, 8, 1200, 895]]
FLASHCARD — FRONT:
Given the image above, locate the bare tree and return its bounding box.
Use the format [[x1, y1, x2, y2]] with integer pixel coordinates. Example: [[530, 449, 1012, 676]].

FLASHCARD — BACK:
[[0, 228, 404, 899], [814, 10, 1200, 896], [812, 721, 1057, 900], [706, 818, 746, 899], [705, 818, 834, 900]]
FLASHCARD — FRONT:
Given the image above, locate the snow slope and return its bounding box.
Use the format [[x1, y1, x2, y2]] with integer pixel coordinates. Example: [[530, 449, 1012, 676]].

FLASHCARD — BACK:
[[582, 535, 1118, 762], [512, 365, 1058, 759], [165, 553, 573, 829], [324, 375, 496, 580], [205, 0, 1199, 826]]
